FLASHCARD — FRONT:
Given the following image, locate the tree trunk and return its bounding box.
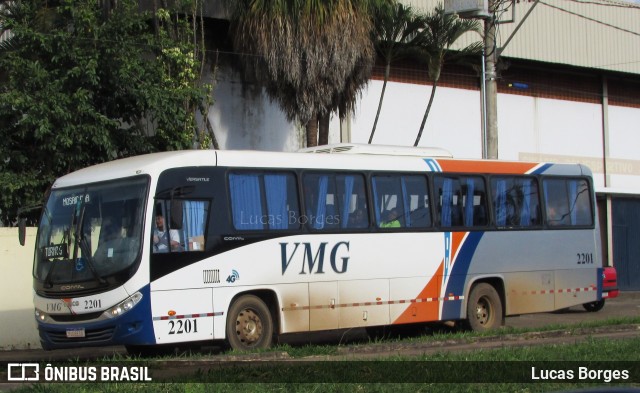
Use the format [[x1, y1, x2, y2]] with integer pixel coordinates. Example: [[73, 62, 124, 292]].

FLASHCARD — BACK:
[[204, 117, 220, 150], [306, 114, 318, 148], [414, 79, 438, 147], [369, 62, 391, 144], [319, 113, 330, 146]]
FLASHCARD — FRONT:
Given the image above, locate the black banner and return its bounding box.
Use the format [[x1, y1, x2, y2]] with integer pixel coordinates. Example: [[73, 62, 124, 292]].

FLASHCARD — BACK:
[[2, 361, 640, 384]]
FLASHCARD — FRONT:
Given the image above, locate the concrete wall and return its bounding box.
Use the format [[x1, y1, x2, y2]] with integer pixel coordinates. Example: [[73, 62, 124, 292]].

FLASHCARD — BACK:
[[347, 78, 640, 195], [0, 228, 40, 350]]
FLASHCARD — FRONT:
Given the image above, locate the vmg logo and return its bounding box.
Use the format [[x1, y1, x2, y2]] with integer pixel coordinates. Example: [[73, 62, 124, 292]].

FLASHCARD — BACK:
[[280, 241, 350, 275]]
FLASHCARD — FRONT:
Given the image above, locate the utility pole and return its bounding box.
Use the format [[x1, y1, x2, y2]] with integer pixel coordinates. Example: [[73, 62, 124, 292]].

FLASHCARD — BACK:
[[484, 5, 499, 160], [447, 0, 539, 159]]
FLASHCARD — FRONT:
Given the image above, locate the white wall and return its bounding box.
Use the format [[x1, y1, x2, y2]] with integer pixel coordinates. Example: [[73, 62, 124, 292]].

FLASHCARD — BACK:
[[0, 228, 40, 350], [349, 80, 483, 159], [608, 105, 640, 191], [206, 67, 304, 152], [205, 71, 640, 192], [345, 78, 640, 194]]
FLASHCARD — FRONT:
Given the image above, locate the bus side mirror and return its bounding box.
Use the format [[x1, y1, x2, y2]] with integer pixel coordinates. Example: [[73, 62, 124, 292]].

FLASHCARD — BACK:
[[18, 218, 26, 246]]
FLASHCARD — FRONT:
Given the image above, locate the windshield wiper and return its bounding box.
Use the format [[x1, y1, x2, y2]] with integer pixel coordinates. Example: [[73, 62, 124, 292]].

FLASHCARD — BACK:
[[74, 202, 107, 286], [78, 236, 107, 286]]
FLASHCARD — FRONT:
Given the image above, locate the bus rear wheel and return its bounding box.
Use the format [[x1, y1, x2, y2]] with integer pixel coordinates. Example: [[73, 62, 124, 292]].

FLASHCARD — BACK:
[[583, 299, 605, 312], [226, 295, 274, 351], [466, 283, 503, 331]]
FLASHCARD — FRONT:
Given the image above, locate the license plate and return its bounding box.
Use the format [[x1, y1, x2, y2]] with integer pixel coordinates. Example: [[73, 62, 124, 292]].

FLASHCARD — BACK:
[[66, 328, 85, 338]]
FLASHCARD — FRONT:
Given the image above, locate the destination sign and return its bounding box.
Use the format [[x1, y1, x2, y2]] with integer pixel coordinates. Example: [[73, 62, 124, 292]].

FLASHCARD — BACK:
[[42, 244, 68, 260]]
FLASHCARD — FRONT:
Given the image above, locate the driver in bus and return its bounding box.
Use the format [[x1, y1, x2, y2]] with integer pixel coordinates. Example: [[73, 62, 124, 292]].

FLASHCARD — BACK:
[[153, 213, 180, 253]]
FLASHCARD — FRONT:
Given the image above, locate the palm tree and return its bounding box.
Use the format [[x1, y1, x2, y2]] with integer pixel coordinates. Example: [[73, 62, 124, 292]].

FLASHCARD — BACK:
[[0, 0, 14, 55], [369, 1, 425, 144], [413, 5, 481, 147], [227, 0, 382, 147]]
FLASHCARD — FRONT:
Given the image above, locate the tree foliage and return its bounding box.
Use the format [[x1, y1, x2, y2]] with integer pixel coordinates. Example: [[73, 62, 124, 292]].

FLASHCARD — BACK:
[[414, 5, 481, 146], [369, 0, 425, 144], [227, 0, 383, 147], [0, 0, 210, 225]]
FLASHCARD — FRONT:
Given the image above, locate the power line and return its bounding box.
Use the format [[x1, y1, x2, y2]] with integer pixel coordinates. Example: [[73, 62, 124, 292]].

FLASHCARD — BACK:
[[565, 0, 640, 9], [595, 59, 640, 68], [539, 1, 640, 37]]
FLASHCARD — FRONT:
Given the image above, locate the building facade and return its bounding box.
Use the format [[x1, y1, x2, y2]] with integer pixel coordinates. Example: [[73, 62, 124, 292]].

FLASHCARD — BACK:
[[198, 0, 640, 289]]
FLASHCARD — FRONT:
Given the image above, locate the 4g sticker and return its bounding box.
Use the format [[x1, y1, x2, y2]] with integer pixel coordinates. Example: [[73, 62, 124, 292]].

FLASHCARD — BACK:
[[226, 270, 240, 283]]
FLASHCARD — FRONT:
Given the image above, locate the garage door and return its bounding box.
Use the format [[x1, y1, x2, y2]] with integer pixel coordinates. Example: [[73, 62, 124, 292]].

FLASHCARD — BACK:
[[612, 198, 640, 290]]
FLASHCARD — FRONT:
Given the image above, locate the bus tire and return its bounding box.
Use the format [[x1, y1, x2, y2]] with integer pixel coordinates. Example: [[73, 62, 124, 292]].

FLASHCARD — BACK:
[[226, 295, 274, 351], [466, 283, 503, 331], [582, 299, 605, 312]]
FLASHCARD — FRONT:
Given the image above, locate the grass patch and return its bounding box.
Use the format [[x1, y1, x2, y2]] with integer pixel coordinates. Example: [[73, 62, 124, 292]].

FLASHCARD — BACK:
[[9, 321, 640, 393]]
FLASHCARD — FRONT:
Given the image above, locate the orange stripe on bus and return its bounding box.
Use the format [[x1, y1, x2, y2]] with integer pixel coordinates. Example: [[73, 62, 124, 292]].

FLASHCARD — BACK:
[[450, 232, 467, 262], [437, 160, 538, 174], [392, 263, 444, 325]]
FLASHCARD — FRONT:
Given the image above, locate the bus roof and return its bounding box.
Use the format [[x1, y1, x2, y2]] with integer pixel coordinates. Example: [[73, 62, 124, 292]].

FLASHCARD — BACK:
[[298, 143, 453, 158], [51, 146, 590, 189]]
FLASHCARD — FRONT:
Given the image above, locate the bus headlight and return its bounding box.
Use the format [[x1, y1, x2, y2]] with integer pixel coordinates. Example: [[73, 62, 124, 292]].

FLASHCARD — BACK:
[[104, 292, 143, 318], [35, 308, 52, 323]]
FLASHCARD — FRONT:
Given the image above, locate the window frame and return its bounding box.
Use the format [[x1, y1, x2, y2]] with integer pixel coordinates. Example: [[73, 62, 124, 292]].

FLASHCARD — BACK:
[[433, 174, 489, 230], [489, 175, 543, 230], [227, 170, 302, 232], [541, 176, 595, 229], [370, 173, 433, 231], [301, 170, 370, 232]]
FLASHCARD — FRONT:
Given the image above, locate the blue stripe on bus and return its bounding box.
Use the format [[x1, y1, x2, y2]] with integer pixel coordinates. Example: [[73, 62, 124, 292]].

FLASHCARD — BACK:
[[424, 158, 442, 172], [441, 232, 484, 320], [530, 163, 553, 175]]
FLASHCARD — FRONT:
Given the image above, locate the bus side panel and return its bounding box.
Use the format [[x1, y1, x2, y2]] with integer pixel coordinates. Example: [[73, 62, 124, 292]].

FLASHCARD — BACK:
[[389, 233, 445, 325], [390, 266, 442, 324], [309, 282, 339, 331], [554, 269, 598, 309], [466, 229, 599, 316], [276, 283, 310, 333], [502, 271, 555, 314], [151, 288, 213, 344], [338, 279, 389, 328]]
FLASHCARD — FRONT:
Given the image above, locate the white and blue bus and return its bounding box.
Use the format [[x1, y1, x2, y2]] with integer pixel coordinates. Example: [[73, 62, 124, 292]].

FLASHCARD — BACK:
[[29, 144, 610, 352]]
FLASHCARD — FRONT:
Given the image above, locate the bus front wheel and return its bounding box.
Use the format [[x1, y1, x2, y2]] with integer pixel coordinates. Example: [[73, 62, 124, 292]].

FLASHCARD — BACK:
[[226, 295, 274, 351], [466, 283, 503, 331]]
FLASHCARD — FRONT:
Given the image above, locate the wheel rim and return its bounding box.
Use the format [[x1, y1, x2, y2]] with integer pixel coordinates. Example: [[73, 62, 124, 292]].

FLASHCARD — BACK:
[[474, 296, 492, 326], [234, 308, 263, 346]]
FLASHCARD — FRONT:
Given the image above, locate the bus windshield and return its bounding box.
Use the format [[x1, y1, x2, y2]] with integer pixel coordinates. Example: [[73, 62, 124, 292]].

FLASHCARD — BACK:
[[34, 176, 148, 292]]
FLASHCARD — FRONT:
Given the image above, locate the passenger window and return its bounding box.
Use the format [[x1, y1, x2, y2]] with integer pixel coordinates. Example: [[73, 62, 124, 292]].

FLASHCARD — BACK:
[[491, 177, 541, 228], [229, 172, 300, 231], [543, 178, 592, 227], [372, 175, 431, 229], [302, 173, 368, 230], [434, 175, 487, 228], [153, 200, 209, 252]]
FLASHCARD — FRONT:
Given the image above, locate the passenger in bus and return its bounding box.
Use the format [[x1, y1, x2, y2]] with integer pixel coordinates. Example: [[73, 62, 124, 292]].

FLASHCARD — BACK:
[[348, 208, 368, 228], [546, 194, 568, 226], [380, 208, 401, 228], [153, 213, 181, 253]]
